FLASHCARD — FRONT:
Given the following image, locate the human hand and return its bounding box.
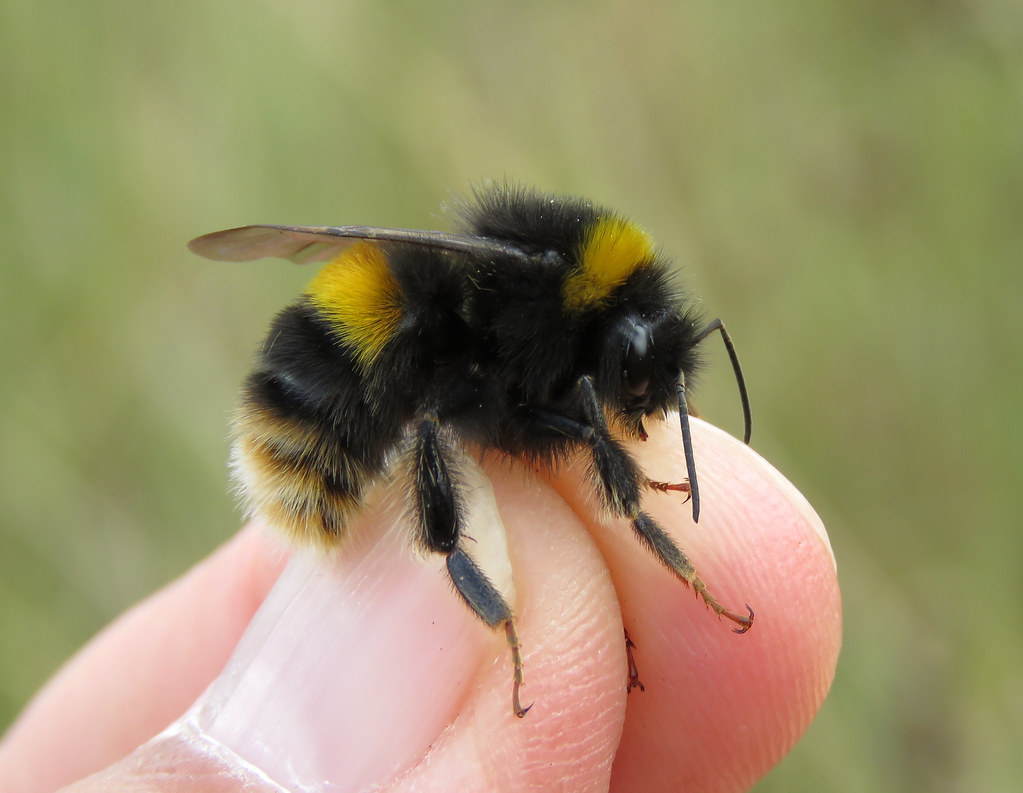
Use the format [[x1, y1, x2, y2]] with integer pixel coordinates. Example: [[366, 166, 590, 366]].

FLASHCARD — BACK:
[[0, 419, 841, 792]]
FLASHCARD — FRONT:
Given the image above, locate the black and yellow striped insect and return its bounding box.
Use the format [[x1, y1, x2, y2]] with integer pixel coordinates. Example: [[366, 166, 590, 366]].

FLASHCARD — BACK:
[[189, 184, 753, 717]]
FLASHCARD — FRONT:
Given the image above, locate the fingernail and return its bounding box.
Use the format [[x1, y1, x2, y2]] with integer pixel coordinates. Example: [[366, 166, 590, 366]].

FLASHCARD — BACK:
[[169, 503, 496, 791]]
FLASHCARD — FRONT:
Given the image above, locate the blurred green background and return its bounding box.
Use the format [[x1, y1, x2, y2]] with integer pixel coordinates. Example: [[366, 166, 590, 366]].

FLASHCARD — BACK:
[[1, 0, 1020, 789]]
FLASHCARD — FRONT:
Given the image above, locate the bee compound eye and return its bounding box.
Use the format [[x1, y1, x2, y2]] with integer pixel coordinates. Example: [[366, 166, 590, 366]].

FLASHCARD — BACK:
[[623, 324, 653, 398]]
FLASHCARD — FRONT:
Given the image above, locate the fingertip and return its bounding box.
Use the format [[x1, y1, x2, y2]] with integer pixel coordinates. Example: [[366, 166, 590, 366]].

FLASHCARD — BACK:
[[668, 421, 841, 790], [555, 418, 841, 792]]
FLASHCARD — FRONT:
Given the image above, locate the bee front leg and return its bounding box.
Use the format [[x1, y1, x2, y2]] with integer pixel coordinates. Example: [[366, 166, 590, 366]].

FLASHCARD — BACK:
[[523, 377, 753, 633], [413, 413, 529, 717]]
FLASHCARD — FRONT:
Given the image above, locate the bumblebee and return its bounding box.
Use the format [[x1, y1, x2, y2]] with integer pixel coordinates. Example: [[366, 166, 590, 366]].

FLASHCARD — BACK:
[[189, 184, 753, 717]]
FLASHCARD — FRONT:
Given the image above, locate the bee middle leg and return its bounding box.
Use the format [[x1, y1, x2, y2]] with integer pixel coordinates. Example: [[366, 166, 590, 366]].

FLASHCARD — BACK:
[[413, 412, 530, 716], [523, 377, 753, 633], [645, 478, 692, 499]]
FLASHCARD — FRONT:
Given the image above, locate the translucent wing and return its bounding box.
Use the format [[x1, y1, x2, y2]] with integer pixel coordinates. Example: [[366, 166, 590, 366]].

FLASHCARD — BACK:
[[188, 224, 530, 264]]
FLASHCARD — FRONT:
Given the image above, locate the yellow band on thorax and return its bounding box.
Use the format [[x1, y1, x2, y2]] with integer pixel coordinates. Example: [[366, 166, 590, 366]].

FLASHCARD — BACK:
[[562, 217, 654, 313]]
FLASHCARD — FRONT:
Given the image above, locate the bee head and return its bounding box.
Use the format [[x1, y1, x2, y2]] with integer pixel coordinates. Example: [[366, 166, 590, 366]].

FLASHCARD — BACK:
[[596, 304, 704, 426], [548, 213, 697, 416]]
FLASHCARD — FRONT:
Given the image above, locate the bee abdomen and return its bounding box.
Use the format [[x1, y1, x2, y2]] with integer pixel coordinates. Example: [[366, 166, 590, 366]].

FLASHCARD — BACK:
[[230, 398, 378, 547]]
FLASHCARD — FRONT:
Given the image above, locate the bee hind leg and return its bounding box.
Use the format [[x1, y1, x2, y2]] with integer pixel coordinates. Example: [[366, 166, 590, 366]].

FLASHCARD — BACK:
[[446, 548, 529, 717], [413, 412, 529, 717]]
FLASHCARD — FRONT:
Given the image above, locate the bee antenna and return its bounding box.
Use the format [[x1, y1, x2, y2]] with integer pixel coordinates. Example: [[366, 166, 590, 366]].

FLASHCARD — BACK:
[[676, 374, 702, 523], [697, 319, 752, 445]]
